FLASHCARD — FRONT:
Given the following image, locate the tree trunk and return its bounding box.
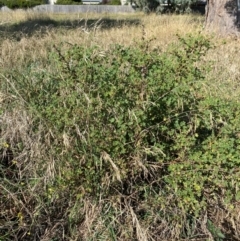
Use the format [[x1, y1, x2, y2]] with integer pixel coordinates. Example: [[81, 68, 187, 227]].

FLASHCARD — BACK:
[[205, 0, 239, 35]]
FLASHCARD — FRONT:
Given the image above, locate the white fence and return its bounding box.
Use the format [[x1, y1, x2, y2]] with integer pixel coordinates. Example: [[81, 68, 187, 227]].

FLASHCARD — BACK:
[[0, 5, 135, 13]]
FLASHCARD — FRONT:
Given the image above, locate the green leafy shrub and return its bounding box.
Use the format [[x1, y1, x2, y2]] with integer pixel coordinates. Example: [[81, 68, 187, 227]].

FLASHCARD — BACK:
[[2, 34, 240, 239], [108, 0, 121, 5], [0, 0, 45, 9], [21, 35, 212, 200]]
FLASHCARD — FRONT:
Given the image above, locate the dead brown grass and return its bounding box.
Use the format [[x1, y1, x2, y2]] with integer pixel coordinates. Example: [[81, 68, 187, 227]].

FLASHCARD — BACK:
[[205, 37, 240, 100]]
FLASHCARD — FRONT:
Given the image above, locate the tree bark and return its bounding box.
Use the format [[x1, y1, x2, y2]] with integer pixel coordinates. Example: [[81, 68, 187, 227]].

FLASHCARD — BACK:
[[205, 0, 239, 36]]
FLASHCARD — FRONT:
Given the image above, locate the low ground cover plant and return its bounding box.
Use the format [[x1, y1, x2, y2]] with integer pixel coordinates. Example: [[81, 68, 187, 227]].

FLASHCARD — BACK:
[[1, 28, 240, 240]]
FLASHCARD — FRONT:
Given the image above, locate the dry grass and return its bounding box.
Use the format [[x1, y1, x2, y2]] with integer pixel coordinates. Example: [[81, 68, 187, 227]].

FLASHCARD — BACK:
[[205, 37, 240, 100], [0, 11, 204, 69]]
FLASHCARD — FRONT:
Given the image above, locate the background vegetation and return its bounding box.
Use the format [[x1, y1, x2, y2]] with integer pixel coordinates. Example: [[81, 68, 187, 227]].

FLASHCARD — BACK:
[[0, 11, 240, 240], [0, 0, 45, 9], [55, 0, 82, 5], [132, 0, 201, 14]]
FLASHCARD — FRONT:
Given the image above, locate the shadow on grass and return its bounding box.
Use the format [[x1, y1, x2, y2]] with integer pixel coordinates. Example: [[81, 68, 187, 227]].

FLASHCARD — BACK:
[[0, 17, 141, 41]]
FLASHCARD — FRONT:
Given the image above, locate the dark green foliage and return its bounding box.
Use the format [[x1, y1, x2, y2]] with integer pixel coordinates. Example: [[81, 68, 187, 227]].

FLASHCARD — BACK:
[[0, 0, 45, 9], [133, 0, 201, 14], [56, 0, 81, 5]]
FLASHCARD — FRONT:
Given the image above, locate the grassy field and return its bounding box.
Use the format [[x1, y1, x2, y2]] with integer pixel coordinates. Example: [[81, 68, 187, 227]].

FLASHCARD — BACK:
[[1, 10, 240, 241]]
